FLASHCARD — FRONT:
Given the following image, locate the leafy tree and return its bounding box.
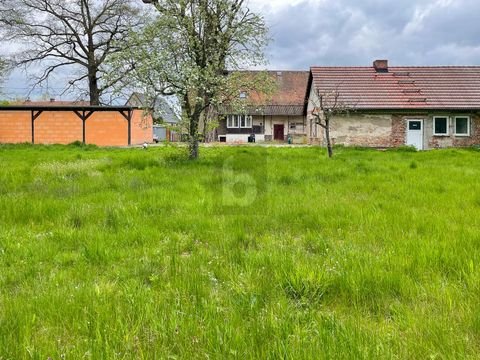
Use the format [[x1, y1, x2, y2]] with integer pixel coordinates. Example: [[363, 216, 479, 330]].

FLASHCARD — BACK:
[[0, 0, 145, 105], [112, 0, 269, 158]]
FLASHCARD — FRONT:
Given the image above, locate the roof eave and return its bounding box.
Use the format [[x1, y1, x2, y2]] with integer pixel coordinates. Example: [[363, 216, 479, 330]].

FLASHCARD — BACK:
[[352, 107, 480, 112], [0, 105, 141, 111]]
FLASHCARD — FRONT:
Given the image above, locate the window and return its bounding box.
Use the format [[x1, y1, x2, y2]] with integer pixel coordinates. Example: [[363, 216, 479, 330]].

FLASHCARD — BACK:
[[433, 116, 449, 136], [455, 116, 470, 136], [227, 115, 239, 128], [290, 122, 305, 131], [227, 115, 251, 128], [240, 115, 252, 128], [409, 121, 421, 130]]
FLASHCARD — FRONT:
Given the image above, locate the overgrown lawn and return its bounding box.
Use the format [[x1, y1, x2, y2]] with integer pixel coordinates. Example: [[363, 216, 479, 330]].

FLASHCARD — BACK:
[[1, 144, 480, 359]]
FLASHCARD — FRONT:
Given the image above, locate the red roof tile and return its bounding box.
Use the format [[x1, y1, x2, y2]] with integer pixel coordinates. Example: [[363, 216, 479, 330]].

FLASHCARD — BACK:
[[222, 71, 309, 116], [16, 100, 91, 106], [310, 65, 480, 110], [249, 71, 310, 106]]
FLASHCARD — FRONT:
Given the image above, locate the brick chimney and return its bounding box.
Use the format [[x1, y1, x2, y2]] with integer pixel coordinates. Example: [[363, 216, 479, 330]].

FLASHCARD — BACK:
[[373, 59, 388, 73]]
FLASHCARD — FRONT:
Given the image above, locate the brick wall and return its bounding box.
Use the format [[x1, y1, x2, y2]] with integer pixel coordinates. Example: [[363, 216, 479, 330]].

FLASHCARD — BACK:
[[131, 110, 153, 145], [428, 115, 480, 149], [453, 115, 480, 146], [0, 109, 152, 146], [86, 112, 128, 146], [0, 111, 31, 143], [308, 112, 480, 149], [35, 111, 83, 144], [390, 115, 407, 146]]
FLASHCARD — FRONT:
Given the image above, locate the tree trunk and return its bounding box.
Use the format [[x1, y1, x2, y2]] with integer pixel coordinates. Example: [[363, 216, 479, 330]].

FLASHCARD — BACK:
[[202, 115, 208, 143], [88, 69, 100, 105], [189, 136, 199, 159], [324, 117, 333, 158], [188, 111, 201, 160]]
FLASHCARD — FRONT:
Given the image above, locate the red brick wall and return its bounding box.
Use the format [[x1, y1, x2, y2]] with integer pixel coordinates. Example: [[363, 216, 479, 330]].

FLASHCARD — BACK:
[[0, 109, 152, 146], [86, 112, 128, 146], [390, 115, 407, 147], [452, 115, 480, 147], [131, 110, 153, 145], [35, 111, 83, 144], [0, 111, 31, 143]]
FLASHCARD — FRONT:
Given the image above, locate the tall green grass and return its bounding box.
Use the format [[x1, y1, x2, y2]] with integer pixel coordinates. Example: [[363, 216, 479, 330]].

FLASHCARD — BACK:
[[1, 143, 480, 359]]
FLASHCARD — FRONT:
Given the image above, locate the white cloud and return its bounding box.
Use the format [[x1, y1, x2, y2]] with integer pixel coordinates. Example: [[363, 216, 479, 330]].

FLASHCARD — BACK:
[[248, 0, 315, 12], [403, 0, 455, 35], [263, 0, 480, 68]]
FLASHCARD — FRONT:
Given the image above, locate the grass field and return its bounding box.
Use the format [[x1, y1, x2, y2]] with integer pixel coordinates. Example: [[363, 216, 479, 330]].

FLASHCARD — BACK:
[[1, 143, 480, 359]]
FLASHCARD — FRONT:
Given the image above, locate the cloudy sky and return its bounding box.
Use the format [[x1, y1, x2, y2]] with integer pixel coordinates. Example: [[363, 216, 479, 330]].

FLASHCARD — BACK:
[[3, 0, 480, 99], [252, 0, 480, 69]]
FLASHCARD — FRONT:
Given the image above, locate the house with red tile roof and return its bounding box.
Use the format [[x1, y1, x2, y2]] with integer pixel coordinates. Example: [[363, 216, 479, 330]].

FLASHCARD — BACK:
[[216, 71, 310, 143], [307, 60, 480, 149]]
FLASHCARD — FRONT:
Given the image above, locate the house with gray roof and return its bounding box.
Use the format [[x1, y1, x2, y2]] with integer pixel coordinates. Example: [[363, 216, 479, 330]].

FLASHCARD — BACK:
[[126, 92, 181, 142]]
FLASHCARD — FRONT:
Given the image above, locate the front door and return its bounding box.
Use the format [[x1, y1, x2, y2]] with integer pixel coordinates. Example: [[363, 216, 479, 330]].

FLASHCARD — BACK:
[[273, 124, 284, 141], [406, 120, 423, 150]]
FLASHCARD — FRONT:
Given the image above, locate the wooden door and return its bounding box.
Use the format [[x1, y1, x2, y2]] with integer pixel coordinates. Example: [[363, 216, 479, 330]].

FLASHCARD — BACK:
[[273, 124, 284, 141]]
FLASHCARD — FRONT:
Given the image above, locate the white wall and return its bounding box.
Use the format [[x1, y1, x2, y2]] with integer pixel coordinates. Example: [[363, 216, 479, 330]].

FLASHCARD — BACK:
[[225, 134, 265, 143], [306, 86, 321, 141], [261, 115, 305, 136], [226, 134, 249, 143]]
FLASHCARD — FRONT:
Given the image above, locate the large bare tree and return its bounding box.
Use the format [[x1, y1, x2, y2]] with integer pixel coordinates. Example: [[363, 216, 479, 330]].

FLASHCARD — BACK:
[[110, 0, 269, 158], [0, 0, 144, 104]]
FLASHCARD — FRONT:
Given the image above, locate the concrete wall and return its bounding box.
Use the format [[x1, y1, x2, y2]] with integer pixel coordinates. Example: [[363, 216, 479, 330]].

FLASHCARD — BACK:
[[0, 109, 152, 146], [330, 114, 392, 147], [307, 113, 394, 147]]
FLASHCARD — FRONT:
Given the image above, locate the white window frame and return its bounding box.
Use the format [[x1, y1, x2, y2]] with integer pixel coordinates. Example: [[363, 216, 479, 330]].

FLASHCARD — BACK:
[[433, 116, 449, 136], [240, 115, 252, 128], [227, 115, 239, 128], [454, 116, 470, 137], [227, 115, 252, 128]]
